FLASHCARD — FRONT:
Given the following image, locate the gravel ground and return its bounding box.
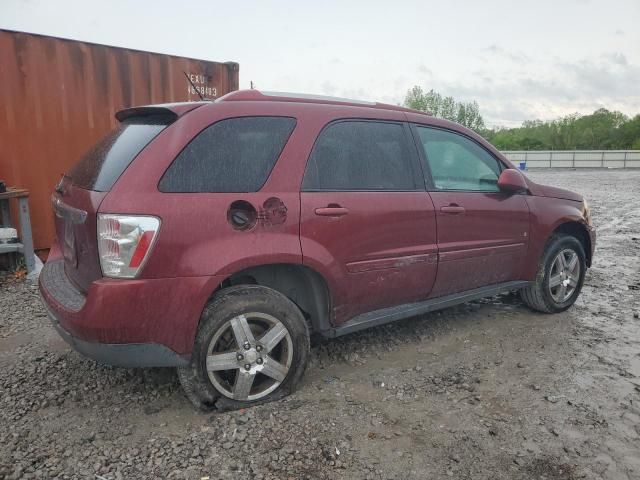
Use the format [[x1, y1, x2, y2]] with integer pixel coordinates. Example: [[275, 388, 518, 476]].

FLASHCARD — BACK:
[[1, 169, 639, 480]]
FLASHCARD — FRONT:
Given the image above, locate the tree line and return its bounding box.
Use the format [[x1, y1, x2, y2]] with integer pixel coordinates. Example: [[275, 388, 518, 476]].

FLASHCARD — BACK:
[[404, 86, 640, 150]]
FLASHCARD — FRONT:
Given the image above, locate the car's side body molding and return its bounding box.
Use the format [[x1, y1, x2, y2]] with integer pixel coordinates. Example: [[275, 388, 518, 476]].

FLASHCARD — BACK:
[[321, 280, 531, 337]]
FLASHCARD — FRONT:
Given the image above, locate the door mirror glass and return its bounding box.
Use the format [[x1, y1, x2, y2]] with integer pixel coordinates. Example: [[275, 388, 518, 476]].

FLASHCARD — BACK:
[[497, 169, 528, 193]]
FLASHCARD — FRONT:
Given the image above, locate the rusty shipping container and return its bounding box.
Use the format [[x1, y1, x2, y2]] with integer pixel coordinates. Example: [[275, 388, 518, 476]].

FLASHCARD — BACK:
[[0, 29, 239, 249]]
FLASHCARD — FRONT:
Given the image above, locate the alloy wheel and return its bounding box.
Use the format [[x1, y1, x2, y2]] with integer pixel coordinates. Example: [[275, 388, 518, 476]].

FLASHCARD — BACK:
[[548, 248, 580, 303], [205, 312, 293, 401]]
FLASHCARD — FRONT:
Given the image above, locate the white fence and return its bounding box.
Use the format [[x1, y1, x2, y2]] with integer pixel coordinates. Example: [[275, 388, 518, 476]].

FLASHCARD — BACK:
[[501, 150, 640, 169]]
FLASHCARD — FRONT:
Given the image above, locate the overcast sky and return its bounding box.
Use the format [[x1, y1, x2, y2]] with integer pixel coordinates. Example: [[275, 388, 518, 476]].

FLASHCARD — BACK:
[[2, 0, 638, 127]]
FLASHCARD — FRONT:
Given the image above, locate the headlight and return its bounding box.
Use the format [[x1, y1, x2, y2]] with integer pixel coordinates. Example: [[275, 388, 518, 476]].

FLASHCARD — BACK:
[[583, 199, 592, 226]]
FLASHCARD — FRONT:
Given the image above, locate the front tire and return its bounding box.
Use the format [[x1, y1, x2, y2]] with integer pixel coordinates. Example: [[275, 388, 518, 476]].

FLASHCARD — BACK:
[[520, 234, 586, 313], [178, 285, 310, 411]]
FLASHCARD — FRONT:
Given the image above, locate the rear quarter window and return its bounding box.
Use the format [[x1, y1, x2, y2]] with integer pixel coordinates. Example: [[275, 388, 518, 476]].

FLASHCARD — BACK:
[[159, 116, 296, 193], [68, 115, 171, 192]]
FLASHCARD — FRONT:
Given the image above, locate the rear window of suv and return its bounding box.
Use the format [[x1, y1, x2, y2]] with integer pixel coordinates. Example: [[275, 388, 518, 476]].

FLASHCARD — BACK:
[[68, 115, 172, 192], [159, 116, 296, 193]]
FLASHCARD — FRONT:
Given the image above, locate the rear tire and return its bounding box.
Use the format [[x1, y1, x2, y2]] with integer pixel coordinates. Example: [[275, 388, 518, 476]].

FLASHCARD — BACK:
[[520, 234, 586, 313], [178, 285, 310, 411]]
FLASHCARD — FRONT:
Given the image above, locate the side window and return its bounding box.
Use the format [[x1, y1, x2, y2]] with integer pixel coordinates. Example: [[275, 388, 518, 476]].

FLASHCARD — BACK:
[[415, 126, 502, 192], [303, 121, 420, 191], [159, 116, 296, 192]]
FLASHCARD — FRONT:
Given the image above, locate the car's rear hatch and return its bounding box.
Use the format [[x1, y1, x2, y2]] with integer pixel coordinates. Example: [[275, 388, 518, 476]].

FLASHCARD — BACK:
[[52, 178, 107, 292], [51, 103, 203, 291]]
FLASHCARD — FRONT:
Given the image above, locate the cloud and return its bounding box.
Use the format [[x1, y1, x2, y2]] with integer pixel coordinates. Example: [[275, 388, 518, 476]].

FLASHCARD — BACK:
[[417, 63, 432, 75], [481, 44, 530, 64], [265, 46, 638, 128], [320, 80, 338, 96], [435, 51, 640, 126], [558, 55, 639, 97], [319, 81, 377, 103], [603, 52, 627, 66]]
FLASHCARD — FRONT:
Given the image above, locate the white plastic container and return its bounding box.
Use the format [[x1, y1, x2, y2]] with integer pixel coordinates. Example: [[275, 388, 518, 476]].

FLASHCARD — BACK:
[[0, 227, 18, 244]]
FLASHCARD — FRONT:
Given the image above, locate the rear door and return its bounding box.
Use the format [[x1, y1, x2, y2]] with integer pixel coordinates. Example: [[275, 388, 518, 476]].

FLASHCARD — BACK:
[[411, 125, 530, 297], [300, 119, 438, 325]]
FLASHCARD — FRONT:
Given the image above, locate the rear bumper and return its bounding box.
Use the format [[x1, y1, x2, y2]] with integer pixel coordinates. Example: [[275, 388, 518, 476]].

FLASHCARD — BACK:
[[39, 252, 225, 367], [45, 305, 189, 367]]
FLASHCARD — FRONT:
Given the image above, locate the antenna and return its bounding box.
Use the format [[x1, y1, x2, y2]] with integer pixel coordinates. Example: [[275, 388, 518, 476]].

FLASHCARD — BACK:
[[183, 71, 205, 101]]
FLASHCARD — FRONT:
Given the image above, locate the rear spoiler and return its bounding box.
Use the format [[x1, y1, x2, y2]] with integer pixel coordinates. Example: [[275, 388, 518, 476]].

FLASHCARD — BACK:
[[115, 102, 208, 122]]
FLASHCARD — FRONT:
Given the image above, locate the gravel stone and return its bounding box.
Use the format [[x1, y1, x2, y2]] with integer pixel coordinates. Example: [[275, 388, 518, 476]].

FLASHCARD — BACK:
[[1, 170, 639, 479]]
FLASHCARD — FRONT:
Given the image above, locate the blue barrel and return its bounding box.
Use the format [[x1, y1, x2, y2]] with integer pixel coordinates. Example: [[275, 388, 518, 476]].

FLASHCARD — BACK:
[[518, 162, 527, 171]]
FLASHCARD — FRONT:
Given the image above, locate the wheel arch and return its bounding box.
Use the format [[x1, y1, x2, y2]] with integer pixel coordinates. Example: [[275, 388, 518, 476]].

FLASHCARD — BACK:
[[213, 263, 332, 334], [551, 220, 592, 267]]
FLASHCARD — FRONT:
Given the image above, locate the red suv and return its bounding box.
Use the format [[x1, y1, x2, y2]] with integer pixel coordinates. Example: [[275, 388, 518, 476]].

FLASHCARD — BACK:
[[40, 90, 595, 410]]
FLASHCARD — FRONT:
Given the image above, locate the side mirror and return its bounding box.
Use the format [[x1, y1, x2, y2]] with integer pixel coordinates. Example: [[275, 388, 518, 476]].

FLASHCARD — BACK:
[[497, 168, 528, 194]]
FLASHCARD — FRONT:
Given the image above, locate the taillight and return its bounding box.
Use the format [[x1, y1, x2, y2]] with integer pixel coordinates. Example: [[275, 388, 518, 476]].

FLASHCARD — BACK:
[[97, 214, 161, 278]]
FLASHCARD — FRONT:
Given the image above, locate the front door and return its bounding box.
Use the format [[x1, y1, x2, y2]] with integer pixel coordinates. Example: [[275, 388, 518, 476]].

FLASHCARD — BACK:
[[412, 125, 530, 297], [300, 120, 438, 325]]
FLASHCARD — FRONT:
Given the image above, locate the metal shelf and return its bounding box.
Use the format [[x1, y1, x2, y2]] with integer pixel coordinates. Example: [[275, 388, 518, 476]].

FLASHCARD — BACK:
[[1, 189, 35, 273], [0, 243, 23, 254]]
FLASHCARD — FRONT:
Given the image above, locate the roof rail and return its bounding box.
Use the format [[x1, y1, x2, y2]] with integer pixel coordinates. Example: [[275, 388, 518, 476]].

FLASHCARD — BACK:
[[260, 91, 376, 105], [217, 89, 431, 115]]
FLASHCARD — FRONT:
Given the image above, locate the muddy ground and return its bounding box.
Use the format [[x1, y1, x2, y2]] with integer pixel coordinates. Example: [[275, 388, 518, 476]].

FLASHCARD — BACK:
[[1, 169, 639, 480]]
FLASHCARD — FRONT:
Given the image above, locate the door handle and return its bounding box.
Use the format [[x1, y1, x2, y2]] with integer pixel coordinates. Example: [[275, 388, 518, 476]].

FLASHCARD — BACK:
[[440, 205, 466, 214], [314, 206, 349, 217]]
